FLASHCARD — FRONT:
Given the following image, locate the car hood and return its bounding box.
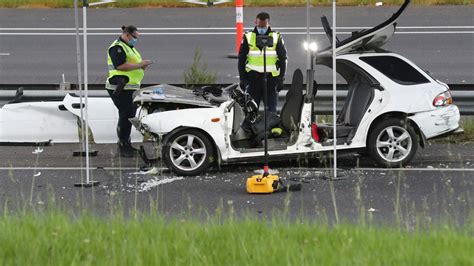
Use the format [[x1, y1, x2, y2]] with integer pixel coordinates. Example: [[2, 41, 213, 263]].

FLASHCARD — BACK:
[[318, 0, 410, 57], [133, 84, 213, 107]]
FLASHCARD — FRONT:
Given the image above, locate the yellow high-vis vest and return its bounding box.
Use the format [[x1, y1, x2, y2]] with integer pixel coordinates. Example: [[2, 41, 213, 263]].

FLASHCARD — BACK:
[[245, 31, 280, 77], [106, 40, 144, 90]]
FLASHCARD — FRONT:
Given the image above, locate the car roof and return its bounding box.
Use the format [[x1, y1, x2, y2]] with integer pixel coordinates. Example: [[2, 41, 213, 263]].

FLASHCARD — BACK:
[[317, 0, 410, 57]]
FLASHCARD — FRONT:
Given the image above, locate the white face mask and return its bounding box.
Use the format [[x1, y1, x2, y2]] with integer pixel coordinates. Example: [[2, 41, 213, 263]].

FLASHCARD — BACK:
[[127, 38, 138, 46], [257, 27, 268, 35]]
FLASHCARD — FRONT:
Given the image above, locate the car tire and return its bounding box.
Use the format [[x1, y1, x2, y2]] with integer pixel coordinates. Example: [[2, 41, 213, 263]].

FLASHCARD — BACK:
[[162, 129, 214, 176], [368, 118, 418, 168]]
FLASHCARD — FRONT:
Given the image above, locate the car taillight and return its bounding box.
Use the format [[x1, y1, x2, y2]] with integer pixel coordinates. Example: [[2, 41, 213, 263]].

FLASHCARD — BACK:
[[433, 91, 453, 107]]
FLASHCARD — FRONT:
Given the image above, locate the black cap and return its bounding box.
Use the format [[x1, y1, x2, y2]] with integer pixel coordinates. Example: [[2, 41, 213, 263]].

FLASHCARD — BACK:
[[256, 12, 270, 20], [121, 25, 138, 34]]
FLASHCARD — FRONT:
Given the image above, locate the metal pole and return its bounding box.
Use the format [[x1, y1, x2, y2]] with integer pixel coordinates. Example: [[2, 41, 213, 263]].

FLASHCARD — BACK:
[[74, 0, 86, 155], [74, 0, 107, 187], [332, 0, 337, 179], [83, 4, 91, 184], [306, 0, 310, 71], [329, 0, 341, 224], [306, 0, 313, 101], [263, 46, 268, 175]]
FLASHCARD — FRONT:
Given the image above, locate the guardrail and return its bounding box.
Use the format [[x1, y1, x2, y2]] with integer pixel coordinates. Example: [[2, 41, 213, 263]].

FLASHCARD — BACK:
[[1, 84, 473, 115]]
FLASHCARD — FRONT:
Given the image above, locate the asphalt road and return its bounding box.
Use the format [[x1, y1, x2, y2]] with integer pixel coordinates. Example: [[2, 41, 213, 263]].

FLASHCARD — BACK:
[[0, 142, 472, 225], [0, 6, 473, 85]]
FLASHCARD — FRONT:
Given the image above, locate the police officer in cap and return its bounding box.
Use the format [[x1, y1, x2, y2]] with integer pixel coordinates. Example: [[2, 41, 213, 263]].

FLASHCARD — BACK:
[[238, 12, 287, 116], [106, 25, 153, 157]]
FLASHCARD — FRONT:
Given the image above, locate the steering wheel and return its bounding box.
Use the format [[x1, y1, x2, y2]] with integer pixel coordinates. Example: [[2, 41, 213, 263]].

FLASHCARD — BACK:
[[321, 16, 339, 46]]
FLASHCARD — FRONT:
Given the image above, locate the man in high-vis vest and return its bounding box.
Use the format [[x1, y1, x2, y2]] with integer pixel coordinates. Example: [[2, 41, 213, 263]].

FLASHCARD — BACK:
[[106, 25, 153, 157], [238, 12, 287, 114]]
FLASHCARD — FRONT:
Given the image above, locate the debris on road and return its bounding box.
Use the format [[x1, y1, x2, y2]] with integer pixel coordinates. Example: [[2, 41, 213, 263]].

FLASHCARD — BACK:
[[32, 147, 43, 154], [138, 176, 184, 192]]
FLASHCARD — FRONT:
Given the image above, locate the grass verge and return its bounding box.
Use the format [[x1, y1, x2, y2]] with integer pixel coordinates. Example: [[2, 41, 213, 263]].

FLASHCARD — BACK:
[[0, 210, 473, 265], [0, 0, 471, 8]]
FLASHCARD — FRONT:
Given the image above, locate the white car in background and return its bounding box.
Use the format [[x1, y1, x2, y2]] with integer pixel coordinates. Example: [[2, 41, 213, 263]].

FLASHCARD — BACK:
[[130, 0, 461, 176]]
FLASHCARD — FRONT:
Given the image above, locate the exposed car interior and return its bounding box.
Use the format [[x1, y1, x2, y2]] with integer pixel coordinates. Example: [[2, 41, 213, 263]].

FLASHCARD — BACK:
[[316, 59, 378, 145], [229, 58, 379, 150], [230, 69, 305, 150]]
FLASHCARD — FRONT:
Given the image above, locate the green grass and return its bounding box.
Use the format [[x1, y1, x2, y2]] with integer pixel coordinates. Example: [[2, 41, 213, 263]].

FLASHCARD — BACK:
[[0, 210, 472, 265], [0, 0, 470, 8]]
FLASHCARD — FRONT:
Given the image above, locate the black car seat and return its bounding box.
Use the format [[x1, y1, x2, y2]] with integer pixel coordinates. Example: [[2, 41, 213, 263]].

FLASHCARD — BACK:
[[250, 69, 305, 146], [279, 68, 305, 133]]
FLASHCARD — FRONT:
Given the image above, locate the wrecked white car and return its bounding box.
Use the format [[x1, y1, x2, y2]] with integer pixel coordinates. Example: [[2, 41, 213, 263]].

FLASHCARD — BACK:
[[132, 0, 462, 176]]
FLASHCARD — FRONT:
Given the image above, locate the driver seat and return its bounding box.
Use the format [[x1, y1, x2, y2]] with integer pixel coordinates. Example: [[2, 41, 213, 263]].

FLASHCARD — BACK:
[[279, 68, 304, 133], [251, 69, 305, 146]]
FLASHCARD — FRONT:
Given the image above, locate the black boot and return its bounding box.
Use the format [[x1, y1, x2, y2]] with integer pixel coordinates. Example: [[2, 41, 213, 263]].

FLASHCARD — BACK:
[[128, 141, 140, 151], [118, 141, 135, 158]]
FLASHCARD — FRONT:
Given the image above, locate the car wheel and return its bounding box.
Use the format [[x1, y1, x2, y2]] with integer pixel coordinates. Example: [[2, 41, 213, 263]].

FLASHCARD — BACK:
[[368, 118, 418, 167], [163, 129, 214, 176]]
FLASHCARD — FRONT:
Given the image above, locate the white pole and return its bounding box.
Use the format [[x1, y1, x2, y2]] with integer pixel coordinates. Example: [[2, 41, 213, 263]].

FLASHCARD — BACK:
[[75, 0, 115, 187], [83, 5, 91, 184], [74, 0, 86, 156], [332, 0, 337, 179], [306, 0, 310, 71]]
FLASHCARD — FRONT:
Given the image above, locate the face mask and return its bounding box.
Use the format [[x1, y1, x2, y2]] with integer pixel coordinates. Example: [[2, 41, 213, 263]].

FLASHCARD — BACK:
[[257, 27, 267, 35], [128, 38, 137, 46]]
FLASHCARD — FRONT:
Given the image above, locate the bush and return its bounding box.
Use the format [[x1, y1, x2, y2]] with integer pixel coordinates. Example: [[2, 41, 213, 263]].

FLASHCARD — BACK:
[[183, 47, 217, 89]]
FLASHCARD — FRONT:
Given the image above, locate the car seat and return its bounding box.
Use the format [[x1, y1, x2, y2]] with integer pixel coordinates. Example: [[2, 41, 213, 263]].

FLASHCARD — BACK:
[[279, 68, 305, 133], [251, 69, 305, 145], [318, 74, 374, 142]]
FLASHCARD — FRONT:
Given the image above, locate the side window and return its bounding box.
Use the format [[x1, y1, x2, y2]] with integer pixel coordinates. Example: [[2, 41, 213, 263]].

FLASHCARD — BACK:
[[360, 56, 430, 85]]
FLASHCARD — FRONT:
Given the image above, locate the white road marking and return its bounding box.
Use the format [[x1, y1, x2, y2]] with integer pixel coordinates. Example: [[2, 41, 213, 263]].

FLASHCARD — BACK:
[[0, 167, 168, 171], [355, 168, 474, 172], [0, 31, 472, 36], [0, 167, 472, 172], [284, 167, 474, 172], [1, 26, 473, 31], [396, 31, 474, 34], [0, 52, 10, 56], [0, 25, 472, 36]]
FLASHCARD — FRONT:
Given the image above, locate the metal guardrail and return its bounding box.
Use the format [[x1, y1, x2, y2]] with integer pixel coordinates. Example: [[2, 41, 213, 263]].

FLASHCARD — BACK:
[[1, 84, 473, 115]]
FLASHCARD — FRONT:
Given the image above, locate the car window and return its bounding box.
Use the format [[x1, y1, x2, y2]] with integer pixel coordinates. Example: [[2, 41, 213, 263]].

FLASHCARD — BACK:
[[360, 56, 430, 85]]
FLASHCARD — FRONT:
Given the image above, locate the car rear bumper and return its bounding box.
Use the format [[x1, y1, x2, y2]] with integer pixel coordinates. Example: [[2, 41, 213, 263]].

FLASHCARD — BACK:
[[427, 127, 464, 140], [409, 105, 461, 139]]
